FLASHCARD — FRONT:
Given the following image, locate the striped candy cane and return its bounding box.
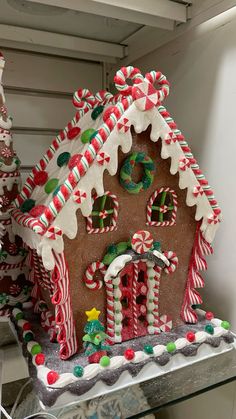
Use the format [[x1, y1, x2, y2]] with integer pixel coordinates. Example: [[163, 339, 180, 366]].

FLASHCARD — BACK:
[[84, 261, 107, 290], [114, 66, 144, 95], [163, 251, 178, 274], [73, 88, 97, 110], [132, 261, 139, 337], [145, 71, 170, 102], [105, 279, 115, 343]]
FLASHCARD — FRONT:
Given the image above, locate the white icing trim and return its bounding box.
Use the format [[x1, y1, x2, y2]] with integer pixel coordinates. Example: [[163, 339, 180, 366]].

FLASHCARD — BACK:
[[152, 250, 170, 266], [104, 255, 132, 282]]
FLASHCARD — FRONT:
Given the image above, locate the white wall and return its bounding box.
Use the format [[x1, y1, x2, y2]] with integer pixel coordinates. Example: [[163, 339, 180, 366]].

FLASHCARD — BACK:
[[135, 10, 236, 329], [134, 7, 236, 419], [1, 49, 102, 182]]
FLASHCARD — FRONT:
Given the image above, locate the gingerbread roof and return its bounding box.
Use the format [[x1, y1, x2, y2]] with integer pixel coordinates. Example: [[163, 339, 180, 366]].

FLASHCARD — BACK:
[[11, 66, 221, 270]]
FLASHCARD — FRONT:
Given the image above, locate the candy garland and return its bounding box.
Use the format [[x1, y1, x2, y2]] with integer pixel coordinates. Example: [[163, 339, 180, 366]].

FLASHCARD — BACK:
[[51, 251, 77, 359], [181, 223, 213, 323], [120, 152, 155, 194], [13, 305, 232, 388], [12, 307, 59, 385], [146, 188, 178, 227]]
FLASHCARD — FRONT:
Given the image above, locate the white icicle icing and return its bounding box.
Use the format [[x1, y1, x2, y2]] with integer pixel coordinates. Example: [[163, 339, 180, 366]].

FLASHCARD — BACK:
[[0, 266, 28, 281], [152, 250, 170, 266], [0, 176, 20, 194], [104, 255, 132, 282], [0, 159, 18, 173]]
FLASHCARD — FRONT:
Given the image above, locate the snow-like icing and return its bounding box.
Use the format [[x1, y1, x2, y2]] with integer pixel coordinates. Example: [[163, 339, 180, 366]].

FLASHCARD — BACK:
[[153, 250, 170, 266], [0, 176, 21, 194], [0, 266, 28, 281], [104, 254, 132, 282], [0, 159, 18, 173], [30, 310, 232, 389], [0, 131, 12, 146]]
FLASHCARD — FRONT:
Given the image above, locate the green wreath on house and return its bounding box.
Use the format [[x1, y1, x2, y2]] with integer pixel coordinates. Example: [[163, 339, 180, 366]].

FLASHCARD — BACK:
[[120, 152, 155, 194]]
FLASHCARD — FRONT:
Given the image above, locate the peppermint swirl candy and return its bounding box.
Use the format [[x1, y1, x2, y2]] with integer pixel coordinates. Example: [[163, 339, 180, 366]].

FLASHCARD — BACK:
[[120, 152, 155, 194]]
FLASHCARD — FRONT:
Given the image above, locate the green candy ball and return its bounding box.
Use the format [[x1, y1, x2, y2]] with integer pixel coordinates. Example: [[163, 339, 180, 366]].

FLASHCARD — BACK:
[[73, 365, 84, 377], [20, 199, 36, 213], [24, 332, 34, 342], [81, 128, 96, 144], [221, 321, 230, 330], [100, 356, 110, 367], [15, 312, 24, 321], [31, 344, 42, 355], [57, 152, 71, 167], [44, 178, 59, 194], [205, 324, 214, 335], [91, 105, 104, 120], [166, 342, 176, 353], [144, 345, 154, 355]]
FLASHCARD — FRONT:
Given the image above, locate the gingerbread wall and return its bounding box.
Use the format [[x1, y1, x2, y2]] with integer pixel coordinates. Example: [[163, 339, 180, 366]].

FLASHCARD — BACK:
[[64, 128, 197, 349]]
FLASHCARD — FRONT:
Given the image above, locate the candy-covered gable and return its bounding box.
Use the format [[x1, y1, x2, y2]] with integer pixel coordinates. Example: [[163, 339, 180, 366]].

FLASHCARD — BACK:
[[10, 67, 221, 361]]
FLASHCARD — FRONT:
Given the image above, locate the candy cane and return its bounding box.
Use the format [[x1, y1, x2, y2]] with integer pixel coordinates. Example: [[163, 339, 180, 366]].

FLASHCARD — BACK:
[[84, 261, 107, 290], [72, 88, 97, 110], [163, 251, 178, 274], [95, 90, 114, 104], [114, 66, 144, 95], [145, 71, 170, 102]]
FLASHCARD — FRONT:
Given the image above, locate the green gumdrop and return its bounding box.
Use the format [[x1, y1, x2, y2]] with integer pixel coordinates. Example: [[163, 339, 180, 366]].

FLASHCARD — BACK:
[[152, 241, 161, 251], [31, 344, 42, 355], [73, 365, 84, 377], [44, 178, 59, 194], [15, 312, 24, 321], [144, 345, 154, 355], [24, 332, 34, 342], [20, 199, 36, 213], [100, 356, 110, 367], [166, 342, 176, 353], [205, 324, 214, 335], [81, 128, 96, 144], [221, 321, 230, 330], [57, 152, 71, 167], [102, 253, 115, 266], [91, 105, 104, 120]]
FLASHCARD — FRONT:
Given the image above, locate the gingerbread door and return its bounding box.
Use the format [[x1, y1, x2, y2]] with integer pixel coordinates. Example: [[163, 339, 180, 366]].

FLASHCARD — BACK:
[[110, 258, 162, 343]]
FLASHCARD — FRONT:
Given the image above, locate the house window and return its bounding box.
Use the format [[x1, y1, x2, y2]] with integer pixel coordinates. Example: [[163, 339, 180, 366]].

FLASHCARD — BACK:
[[86, 191, 119, 233], [147, 188, 177, 227]]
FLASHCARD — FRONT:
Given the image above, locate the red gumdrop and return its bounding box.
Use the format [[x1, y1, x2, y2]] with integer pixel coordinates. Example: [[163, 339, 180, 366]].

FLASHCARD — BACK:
[[47, 370, 59, 385], [67, 127, 81, 140], [22, 322, 31, 331], [205, 311, 214, 320], [35, 353, 45, 366], [29, 205, 47, 218], [124, 348, 135, 360], [34, 171, 48, 186], [68, 154, 83, 170], [186, 331, 195, 342]]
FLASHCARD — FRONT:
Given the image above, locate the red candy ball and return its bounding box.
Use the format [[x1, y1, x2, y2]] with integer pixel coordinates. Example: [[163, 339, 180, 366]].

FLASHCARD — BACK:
[[124, 349, 135, 360], [35, 353, 45, 366], [22, 322, 31, 331], [186, 331, 195, 342], [47, 370, 59, 385], [34, 170, 48, 186], [68, 153, 83, 170], [67, 127, 81, 140], [29, 205, 47, 218], [205, 311, 214, 320]]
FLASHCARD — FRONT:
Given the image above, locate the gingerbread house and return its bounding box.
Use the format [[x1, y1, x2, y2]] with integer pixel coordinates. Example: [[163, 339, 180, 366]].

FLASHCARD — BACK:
[[10, 66, 221, 360]]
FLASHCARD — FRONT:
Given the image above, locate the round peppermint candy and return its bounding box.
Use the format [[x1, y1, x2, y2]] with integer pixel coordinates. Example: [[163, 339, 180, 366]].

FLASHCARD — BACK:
[[131, 230, 153, 254]]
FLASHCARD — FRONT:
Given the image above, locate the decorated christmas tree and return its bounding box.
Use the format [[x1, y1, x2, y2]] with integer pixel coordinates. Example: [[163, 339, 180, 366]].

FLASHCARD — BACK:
[[0, 52, 30, 316], [83, 307, 110, 363]]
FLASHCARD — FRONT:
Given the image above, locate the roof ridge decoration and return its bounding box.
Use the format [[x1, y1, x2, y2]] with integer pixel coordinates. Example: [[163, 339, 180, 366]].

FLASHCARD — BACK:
[[11, 66, 221, 271]]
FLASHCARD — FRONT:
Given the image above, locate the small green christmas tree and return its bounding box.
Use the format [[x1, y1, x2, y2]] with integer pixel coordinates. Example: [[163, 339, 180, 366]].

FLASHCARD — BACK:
[[83, 308, 110, 359]]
